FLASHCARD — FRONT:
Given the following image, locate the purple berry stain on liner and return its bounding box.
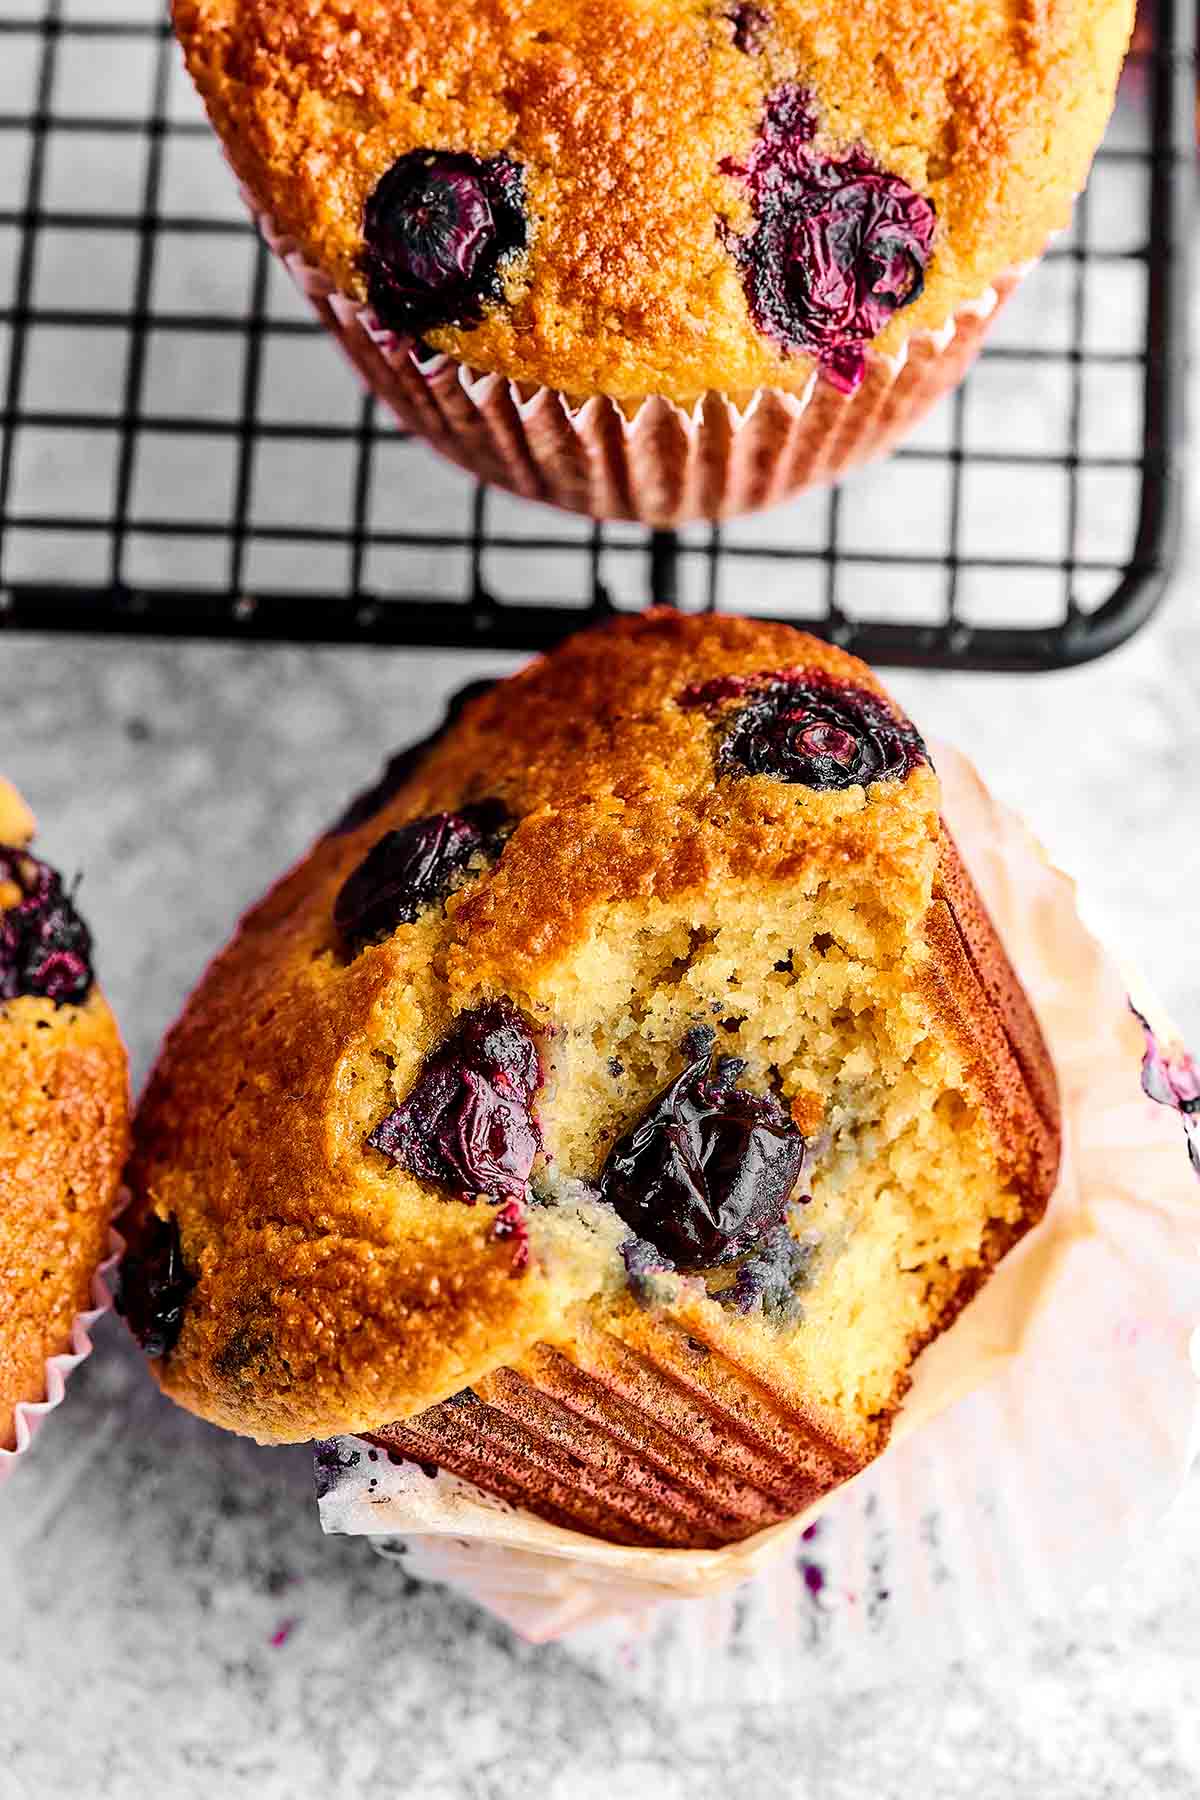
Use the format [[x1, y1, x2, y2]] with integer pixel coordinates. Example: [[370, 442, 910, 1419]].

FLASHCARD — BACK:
[[599, 1026, 806, 1270], [682, 668, 927, 790], [363, 151, 528, 337], [0, 847, 94, 1006], [620, 1234, 676, 1306], [369, 1000, 542, 1218], [114, 1214, 196, 1358], [334, 799, 509, 953], [1132, 1005, 1200, 1177], [721, 86, 936, 394]]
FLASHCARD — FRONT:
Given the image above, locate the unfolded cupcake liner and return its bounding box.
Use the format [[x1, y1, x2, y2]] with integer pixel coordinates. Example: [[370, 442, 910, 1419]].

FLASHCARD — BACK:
[[0, 1225, 122, 1481], [254, 200, 1024, 527], [317, 742, 1200, 1671]]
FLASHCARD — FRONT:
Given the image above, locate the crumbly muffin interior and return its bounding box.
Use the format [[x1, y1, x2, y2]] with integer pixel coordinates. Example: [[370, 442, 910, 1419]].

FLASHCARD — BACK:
[[538, 883, 1018, 1444]]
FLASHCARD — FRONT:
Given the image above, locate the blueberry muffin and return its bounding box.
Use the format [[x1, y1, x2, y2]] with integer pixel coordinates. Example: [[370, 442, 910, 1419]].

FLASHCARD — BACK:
[[173, 0, 1133, 521], [119, 615, 1058, 1547], [1, 780, 129, 1452]]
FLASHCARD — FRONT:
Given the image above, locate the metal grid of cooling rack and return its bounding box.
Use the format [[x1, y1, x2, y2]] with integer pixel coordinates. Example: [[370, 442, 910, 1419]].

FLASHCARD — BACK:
[[0, 0, 1193, 670]]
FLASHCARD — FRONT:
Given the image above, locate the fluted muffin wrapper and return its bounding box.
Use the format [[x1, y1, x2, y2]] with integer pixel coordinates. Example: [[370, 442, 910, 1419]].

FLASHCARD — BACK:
[[0, 1225, 121, 1480], [317, 742, 1200, 1655], [253, 202, 1024, 527]]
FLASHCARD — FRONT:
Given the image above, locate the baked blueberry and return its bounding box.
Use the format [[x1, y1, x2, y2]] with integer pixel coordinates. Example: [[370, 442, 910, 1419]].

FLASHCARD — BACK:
[[717, 673, 927, 789], [0, 847, 93, 1006], [724, 86, 936, 393], [599, 1027, 805, 1269], [335, 800, 508, 953], [114, 1214, 196, 1359], [491, 1198, 531, 1273], [368, 1000, 542, 1203], [363, 151, 528, 336]]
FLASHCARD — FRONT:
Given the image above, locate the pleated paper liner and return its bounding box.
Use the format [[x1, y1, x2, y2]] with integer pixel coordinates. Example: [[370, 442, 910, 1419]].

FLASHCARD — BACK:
[[317, 743, 1200, 1661], [0, 1227, 121, 1480], [256, 201, 1023, 528]]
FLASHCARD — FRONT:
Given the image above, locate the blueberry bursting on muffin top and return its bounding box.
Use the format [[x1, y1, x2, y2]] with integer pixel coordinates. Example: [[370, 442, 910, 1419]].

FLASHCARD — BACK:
[[682, 669, 929, 788], [359, 77, 934, 392], [0, 846, 94, 1006], [333, 800, 509, 953], [362, 151, 528, 336], [722, 86, 937, 394]]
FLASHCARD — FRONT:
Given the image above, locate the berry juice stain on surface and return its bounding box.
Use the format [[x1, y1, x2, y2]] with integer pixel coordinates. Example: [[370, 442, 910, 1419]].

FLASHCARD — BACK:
[[726, 3, 769, 52], [368, 1000, 543, 1206], [722, 86, 936, 393], [0, 847, 93, 1005], [363, 151, 528, 336], [599, 1027, 805, 1269]]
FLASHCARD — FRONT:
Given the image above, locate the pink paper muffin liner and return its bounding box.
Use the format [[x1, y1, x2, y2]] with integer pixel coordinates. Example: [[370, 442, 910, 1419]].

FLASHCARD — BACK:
[[0, 1226, 121, 1481], [255, 203, 1024, 528]]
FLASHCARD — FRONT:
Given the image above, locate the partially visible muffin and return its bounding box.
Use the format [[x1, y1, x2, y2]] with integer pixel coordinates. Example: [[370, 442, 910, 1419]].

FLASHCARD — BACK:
[[0, 779, 129, 1450]]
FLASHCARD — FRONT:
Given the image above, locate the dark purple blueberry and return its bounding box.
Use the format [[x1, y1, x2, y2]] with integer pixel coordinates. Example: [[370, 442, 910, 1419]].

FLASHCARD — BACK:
[[800, 1557, 826, 1598], [329, 679, 498, 837], [0, 847, 93, 1006], [334, 799, 509, 953], [598, 1029, 805, 1270], [368, 1000, 542, 1202], [363, 151, 528, 336], [727, 3, 768, 51], [716, 672, 927, 789], [722, 86, 936, 394], [722, 1221, 814, 1319], [114, 1214, 196, 1359]]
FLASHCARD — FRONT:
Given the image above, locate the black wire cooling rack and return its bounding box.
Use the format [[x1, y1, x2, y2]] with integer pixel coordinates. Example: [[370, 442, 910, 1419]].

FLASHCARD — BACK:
[[0, 0, 1194, 671]]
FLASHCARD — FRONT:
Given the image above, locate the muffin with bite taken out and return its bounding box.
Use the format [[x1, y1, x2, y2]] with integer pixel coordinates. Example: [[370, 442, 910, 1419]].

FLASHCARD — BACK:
[[117, 613, 1058, 1547]]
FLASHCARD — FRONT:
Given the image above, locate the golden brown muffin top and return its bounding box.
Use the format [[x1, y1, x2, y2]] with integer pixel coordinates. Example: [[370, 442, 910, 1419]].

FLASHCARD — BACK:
[[123, 613, 1057, 1445], [0, 783, 130, 1450], [176, 0, 1132, 402]]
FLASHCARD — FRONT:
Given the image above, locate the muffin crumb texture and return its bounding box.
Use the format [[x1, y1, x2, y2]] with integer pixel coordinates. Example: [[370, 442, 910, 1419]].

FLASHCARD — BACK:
[[175, 0, 1133, 402], [124, 614, 1059, 1544], [0, 781, 129, 1450]]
